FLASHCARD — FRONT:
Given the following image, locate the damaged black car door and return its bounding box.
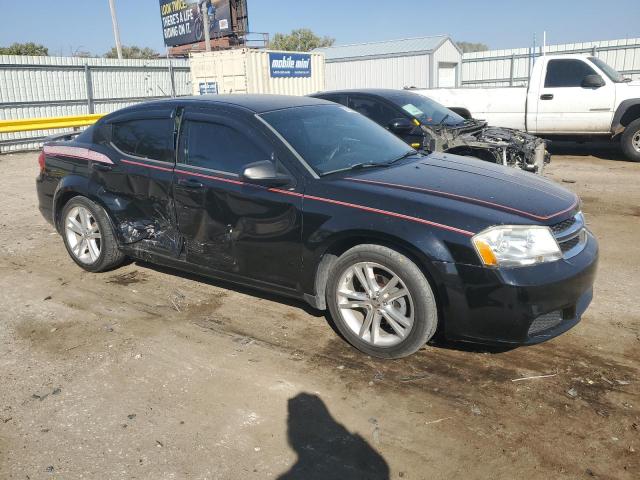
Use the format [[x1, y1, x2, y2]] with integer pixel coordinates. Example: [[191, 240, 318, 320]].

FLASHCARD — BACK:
[[93, 107, 181, 256], [173, 108, 303, 289]]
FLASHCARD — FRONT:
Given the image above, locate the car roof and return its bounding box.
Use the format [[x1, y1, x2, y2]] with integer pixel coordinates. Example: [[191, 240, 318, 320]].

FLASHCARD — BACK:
[[124, 94, 334, 114], [311, 88, 415, 98]]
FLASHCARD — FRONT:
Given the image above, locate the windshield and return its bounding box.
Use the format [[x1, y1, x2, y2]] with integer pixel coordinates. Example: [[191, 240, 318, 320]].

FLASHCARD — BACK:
[[260, 104, 416, 176], [588, 57, 627, 83], [384, 91, 465, 126]]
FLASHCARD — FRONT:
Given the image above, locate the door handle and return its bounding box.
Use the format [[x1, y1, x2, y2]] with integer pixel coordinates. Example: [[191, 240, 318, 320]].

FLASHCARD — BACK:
[[177, 178, 204, 189], [540, 94, 554, 100], [93, 163, 112, 172]]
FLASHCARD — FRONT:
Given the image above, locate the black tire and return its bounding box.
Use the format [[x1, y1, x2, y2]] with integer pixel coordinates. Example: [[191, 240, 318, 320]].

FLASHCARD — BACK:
[[60, 196, 126, 273], [326, 244, 438, 359], [621, 118, 640, 162]]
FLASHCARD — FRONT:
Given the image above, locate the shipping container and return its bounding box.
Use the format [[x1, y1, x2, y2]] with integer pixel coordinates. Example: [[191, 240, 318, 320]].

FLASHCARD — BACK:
[[189, 49, 325, 96]]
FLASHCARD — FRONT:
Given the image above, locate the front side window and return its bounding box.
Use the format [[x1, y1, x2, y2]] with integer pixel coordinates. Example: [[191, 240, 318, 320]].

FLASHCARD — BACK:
[[260, 104, 415, 176], [320, 94, 349, 107], [544, 59, 597, 88], [348, 96, 399, 127], [180, 121, 265, 174], [112, 118, 175, 162]]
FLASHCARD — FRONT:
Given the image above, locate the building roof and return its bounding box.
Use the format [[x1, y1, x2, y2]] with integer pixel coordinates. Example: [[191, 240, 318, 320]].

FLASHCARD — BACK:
[[314, 35, 455, 61]]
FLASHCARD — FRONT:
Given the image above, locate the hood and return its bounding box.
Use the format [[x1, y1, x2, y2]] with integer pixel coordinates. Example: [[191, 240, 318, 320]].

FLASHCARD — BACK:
[[343, 152, 577, 223]]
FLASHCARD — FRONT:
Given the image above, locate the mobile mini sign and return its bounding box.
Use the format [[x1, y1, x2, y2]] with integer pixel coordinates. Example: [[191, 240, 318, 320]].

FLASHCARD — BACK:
[[269, 53, 312, 78]]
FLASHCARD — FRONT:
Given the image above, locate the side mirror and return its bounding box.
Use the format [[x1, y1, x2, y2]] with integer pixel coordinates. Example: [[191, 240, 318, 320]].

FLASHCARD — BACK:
[[241, 160, 292, 187], [582, 74, 605, 89], [388, 118, 415, 134]]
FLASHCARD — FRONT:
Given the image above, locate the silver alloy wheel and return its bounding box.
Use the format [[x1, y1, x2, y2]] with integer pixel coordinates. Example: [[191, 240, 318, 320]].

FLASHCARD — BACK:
[[633, 131, 640, 153], [336, 262, 415, 347], [65, 206, 102, 264]]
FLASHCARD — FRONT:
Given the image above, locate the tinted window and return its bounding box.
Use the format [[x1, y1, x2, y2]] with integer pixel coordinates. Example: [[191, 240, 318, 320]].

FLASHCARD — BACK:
[[544, 59, 597, 88], [180, 121, 265, 173], [319, 94, 348, 106], [112, 118, 175, 162], [348, 96, 399, 127], [260, 104, 415, 176]]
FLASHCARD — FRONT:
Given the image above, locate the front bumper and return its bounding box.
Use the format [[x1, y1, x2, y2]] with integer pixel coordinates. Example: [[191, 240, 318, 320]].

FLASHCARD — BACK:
[[433, 230, 599, 346]]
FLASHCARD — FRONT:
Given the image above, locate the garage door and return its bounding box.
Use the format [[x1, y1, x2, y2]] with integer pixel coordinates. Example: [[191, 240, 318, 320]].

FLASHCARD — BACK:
[[438, 63, 457, 87]]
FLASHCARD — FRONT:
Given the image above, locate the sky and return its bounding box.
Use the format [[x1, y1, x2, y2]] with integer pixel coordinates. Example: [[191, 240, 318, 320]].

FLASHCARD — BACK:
[[0, 0, 637, 56]]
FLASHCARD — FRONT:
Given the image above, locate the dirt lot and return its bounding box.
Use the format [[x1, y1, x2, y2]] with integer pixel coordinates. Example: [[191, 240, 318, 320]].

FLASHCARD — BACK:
[[0, 147, 638, 480]]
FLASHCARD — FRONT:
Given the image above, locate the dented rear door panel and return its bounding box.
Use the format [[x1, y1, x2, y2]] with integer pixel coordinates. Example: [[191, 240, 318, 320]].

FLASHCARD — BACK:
[[93, 107, 181, 256]]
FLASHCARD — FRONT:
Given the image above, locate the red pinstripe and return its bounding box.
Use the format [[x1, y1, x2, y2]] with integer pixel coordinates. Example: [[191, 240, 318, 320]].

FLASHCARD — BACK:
[[173, 168, 474, 236], [121, 159, 173, 172], [43, 151, 475, 237], [345, 177, 578, 221]]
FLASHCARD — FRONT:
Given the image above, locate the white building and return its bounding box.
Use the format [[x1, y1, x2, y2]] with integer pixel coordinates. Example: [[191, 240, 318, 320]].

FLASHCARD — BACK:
[[315, 35, 462, 91]]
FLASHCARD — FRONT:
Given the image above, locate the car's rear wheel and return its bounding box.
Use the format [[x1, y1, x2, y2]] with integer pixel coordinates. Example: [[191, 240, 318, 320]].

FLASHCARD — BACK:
[[326, 244, 438, 359], [621, 118, 640, 162], [61, 196, 125, 272]]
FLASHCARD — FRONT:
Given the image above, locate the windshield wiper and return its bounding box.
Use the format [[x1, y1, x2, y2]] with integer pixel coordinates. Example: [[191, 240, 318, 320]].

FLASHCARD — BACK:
[[349, 162, 392, 170], [382, 150, 420, 166]]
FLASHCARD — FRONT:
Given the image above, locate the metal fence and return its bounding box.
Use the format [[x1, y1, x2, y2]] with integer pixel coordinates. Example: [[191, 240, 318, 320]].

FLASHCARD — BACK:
[[461, 37, 640, 87], [0, 55, 191, 153]]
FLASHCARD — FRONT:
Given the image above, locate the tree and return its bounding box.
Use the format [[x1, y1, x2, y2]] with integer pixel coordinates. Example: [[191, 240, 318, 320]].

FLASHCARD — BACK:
[[0, 42, 48, 56], [456, 41, 489, 53], [104, 46, 159, 59], [270, 29, 335, 52]]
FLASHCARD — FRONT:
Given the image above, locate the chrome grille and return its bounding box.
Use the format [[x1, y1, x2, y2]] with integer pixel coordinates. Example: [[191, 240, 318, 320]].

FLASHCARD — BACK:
[[550, 217, 576, 235], [551, 212, 587, 259]]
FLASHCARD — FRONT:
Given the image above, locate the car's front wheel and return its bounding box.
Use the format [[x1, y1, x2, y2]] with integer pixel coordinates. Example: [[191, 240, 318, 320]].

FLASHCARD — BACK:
[[326, 244, 438, 359], [61, 196, 126, 272]]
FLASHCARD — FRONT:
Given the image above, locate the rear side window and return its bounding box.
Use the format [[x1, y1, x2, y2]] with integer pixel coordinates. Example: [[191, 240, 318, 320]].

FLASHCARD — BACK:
[[348, 96, 399, 127], [112, 118, 175, 162], [544, 59, 597, 88], [180, 121, 265, 174]]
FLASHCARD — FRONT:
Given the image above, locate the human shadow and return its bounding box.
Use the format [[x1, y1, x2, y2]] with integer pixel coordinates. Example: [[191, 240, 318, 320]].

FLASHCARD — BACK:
[[277, 393, 390, 480]]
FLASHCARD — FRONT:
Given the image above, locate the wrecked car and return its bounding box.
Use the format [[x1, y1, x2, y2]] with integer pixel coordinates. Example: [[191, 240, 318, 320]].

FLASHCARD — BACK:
[[37, 95, 597, 359], [310, 89, 549, 174]]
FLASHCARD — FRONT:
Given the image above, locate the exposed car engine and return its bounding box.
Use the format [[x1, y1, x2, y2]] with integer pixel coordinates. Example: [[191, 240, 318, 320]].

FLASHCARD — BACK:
[[422, 120, 550, 174]]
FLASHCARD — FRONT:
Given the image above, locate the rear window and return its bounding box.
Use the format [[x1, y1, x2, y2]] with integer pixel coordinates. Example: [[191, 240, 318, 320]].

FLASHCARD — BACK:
[[112, 118, 175, 162]]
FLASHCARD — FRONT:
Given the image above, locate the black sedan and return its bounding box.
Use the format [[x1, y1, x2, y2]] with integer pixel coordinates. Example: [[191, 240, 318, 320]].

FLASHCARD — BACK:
[[310, 89, 549, 174], [36, 95, 597, 358]]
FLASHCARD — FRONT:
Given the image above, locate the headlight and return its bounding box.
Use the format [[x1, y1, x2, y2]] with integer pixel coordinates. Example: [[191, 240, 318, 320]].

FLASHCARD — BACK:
[[472, 225, 562, 268]]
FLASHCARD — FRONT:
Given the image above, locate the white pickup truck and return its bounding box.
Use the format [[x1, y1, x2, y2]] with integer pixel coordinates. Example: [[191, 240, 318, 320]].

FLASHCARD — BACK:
[[413, 54, 640, 161]]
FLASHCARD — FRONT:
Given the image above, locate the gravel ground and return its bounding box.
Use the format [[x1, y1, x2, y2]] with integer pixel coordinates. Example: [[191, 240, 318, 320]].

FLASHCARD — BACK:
[[0, 147, 638, 480]]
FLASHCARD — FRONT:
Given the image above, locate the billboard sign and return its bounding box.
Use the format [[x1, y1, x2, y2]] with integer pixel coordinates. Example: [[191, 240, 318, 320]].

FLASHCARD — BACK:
[[160, 0, 232, 47], [269, 53, 312, 78]]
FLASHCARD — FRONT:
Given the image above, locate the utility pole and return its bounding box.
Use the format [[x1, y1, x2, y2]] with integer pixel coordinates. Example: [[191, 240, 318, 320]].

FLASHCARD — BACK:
[[202, 2, 212, 52], [108, 0, 123, 59]]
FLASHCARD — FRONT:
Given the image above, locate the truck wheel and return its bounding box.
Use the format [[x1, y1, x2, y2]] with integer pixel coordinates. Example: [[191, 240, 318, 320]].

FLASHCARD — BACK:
[[61, 196, 126, 272], [326, 244, 438, 359], [621, 118, 640, 162]]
